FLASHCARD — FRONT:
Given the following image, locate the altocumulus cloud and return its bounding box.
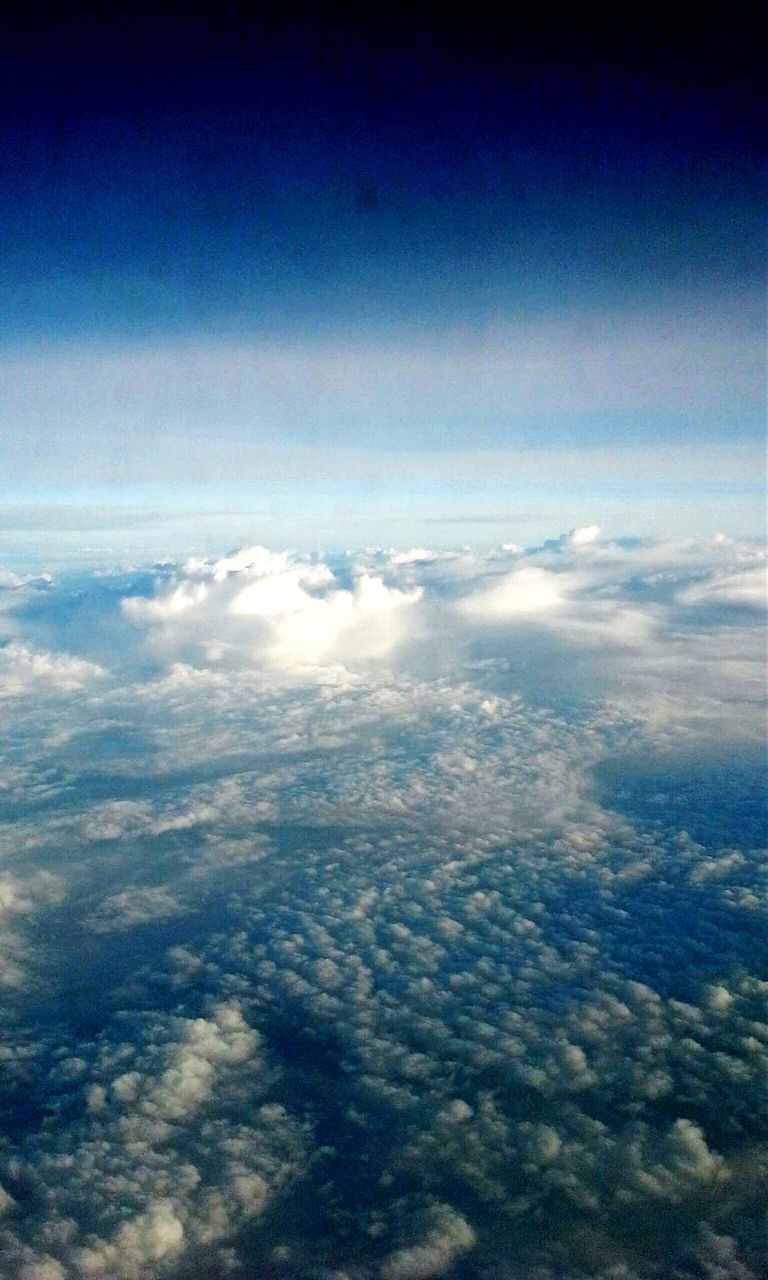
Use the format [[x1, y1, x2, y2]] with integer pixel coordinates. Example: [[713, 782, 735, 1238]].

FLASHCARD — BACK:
[[0, 528, 765, 1278]]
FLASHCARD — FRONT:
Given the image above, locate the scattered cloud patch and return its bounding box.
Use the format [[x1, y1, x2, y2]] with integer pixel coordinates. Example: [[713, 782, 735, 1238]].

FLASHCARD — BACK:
[[678, 565, 767, 608], [0, 643, 105, 697], [457, 565, 567, 618], [566, 523, 602, 546]]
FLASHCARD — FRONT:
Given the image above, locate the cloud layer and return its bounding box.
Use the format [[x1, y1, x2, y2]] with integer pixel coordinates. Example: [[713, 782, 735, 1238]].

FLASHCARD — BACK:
[[0, 529, 765, 1278]]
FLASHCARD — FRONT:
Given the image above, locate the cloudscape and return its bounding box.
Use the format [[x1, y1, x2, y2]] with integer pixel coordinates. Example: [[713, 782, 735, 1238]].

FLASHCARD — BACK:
[[0, 4, 765, 1278]]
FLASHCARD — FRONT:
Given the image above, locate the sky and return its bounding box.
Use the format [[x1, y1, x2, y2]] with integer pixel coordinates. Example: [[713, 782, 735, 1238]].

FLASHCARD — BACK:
[[0, 2, 765, 558], [0, 9, 767, 1276]]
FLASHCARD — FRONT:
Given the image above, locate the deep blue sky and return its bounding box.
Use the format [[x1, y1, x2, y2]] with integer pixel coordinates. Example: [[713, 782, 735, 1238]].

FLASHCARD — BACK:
[[0, 2, 764, 551], [1, 2, 762, 337]]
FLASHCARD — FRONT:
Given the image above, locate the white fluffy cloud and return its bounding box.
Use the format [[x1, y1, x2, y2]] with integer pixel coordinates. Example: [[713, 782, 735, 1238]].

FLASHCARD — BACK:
[[124, 546, 422, 672], [380, 1203, 476, 1279], [566, 523, 602, 546], [77, 1201, 186, 1278], [116, 533, 768, 690], [677, 564, 767, 608], [0, 643, 105, 697], [85, 885, 188, 933], [457, 565, 568, 618]]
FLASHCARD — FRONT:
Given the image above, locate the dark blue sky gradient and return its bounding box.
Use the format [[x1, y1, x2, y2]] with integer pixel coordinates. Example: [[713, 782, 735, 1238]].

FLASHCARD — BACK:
[[0, 2, 763, 340]]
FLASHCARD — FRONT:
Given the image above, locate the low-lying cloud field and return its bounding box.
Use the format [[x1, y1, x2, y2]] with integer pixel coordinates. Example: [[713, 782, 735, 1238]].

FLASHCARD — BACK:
[[0, 528, 765, 1279]]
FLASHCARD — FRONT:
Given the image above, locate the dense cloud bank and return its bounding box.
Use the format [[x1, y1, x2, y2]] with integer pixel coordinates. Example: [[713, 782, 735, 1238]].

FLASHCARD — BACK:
[[0, 532, 765, 1278]]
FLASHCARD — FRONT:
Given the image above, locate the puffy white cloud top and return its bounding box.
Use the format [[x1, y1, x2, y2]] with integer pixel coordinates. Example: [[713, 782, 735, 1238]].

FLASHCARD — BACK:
[[124, 546, 422, 671], [0, 643, 104, 697], [566, 523, 602, 547], [0, 530, 765, 1278], [457, 565, 567, 618]]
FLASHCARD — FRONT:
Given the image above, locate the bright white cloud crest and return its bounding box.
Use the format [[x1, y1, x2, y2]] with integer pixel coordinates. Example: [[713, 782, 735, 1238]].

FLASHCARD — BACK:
[[119, 532, 768, 685], [457, 565, 567, 618], [124, 546, 422, 671]]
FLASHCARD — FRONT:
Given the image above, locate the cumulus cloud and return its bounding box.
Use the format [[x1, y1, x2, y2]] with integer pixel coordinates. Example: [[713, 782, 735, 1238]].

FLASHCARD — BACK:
[[77, 1200, 186, 1277], [0, 643, 105, 697], [124, 546, 422, 672], [116, 532, 768, 691], [457, 565, 568, 618], [677, 565, 767, 608], [380, 1203, 476, 1279], [453, 553, 659, 649], [0, 871, 64, 991], [137, 1002, 261, 1121], [85, 885, 188, 933], [566, 523, 602, 547]]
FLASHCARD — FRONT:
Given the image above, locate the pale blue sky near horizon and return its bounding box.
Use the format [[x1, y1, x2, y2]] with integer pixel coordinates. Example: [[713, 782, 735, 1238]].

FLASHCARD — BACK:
[[1, 0, 763, 567], [2, 282, 764, 565]]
